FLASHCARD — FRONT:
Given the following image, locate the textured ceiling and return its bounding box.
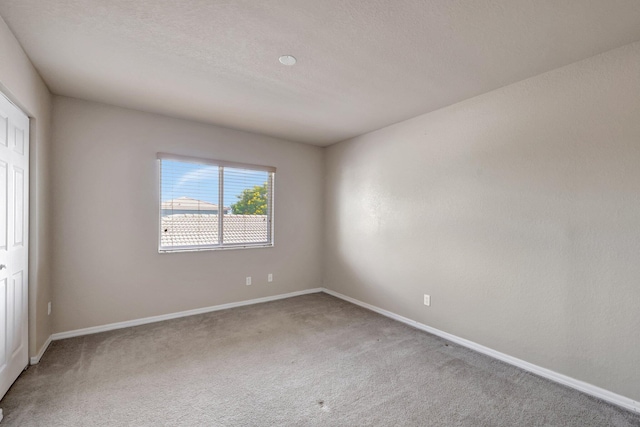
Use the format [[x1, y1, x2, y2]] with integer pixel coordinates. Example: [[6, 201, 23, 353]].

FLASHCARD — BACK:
[[2, 1, 640, 146]]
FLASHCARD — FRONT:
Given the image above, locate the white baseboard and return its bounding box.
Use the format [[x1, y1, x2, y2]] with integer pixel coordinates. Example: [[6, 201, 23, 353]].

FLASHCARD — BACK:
[[30, 335, 53, 365], [321, 288, 640, 414], [51, 288, 324, 340]]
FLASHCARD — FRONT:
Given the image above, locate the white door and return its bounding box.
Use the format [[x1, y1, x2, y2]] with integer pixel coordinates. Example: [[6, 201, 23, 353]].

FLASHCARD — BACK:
[[0, 92, 29, 400]]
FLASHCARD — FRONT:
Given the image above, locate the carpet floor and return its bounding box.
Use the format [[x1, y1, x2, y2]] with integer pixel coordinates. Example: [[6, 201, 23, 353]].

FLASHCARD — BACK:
[[1, 293, 639, 426]]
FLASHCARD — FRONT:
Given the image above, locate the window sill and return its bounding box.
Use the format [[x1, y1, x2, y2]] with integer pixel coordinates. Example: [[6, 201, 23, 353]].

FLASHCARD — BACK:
[[158, 243, 274, 254]]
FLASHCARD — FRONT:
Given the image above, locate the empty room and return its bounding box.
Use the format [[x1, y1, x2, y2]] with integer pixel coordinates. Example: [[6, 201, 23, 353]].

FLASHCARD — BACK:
[[1, 1, 639, 425]]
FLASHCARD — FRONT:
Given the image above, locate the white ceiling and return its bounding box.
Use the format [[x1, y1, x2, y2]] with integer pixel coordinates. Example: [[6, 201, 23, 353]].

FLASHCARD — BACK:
[[2, 1, 640, 146]]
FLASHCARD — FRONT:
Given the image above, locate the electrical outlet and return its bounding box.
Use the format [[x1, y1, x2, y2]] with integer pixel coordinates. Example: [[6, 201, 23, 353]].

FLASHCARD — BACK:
[[246, 277, 252, 286], [424, 294, 431, 306], [48, 302, 52, 315], [268, 273, 273, 282]]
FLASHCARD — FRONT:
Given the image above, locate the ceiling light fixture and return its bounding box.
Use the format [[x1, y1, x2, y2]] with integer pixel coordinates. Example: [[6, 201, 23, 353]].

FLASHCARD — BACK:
[[279, 55, 297, 66]]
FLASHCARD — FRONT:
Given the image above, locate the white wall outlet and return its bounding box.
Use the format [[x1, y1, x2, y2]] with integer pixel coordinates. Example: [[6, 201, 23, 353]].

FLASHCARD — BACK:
[[268, 273, 273, 282], [246, 277, 252, 286], [48, 301, 52, 315], [424, 294, 431, 306]]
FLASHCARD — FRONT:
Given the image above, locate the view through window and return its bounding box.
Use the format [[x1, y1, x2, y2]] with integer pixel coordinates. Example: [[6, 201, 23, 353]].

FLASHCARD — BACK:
[[158, 154, 275, 251]]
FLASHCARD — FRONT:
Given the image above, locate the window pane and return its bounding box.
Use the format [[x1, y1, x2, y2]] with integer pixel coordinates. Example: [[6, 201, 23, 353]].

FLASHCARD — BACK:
[[160, 160, 220, 247], [223, 167, 270, 244]]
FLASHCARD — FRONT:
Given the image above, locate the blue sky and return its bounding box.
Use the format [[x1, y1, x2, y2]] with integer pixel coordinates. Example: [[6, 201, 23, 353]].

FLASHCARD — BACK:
[[161, 160, 268, 207]]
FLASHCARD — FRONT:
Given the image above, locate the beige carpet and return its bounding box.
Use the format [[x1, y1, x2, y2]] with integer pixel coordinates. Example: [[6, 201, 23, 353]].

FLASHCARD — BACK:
[[1, 293, 639, 426]]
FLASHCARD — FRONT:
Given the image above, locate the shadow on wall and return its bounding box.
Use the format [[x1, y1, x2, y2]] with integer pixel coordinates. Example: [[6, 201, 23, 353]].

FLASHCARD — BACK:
[[323, 45, 640, 400]]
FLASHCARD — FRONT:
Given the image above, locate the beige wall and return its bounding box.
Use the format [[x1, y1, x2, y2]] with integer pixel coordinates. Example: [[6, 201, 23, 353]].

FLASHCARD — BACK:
[[324, 41, 640, 401], [0, 16, 52, 358], [51, 96, 323, 333]]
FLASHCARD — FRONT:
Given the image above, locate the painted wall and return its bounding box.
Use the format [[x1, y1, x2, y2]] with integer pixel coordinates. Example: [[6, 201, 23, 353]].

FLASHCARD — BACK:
[[0, 16, 52, 358], [324, 41, 640, 401], [51, 97, 323, 333]]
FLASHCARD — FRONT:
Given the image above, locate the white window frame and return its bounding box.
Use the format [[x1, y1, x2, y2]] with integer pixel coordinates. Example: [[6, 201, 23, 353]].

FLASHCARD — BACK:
[[157, 152, 275, 252]]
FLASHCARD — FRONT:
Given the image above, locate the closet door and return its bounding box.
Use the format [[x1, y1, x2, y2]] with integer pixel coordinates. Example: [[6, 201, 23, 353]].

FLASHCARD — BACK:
[[0, 91, 29, 402]]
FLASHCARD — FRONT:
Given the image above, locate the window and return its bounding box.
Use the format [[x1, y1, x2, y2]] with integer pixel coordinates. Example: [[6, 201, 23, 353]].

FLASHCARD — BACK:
[[158, 153, 275, 252]]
